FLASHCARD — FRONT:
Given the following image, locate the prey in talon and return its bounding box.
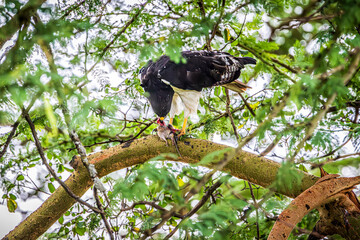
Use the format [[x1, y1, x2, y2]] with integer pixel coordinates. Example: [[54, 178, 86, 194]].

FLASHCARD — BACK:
[[156, 118, 182, 157]]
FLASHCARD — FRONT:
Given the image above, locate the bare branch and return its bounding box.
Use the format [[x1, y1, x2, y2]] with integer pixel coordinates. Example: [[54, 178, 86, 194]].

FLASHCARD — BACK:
[[225, 89, 240, 140], [94, 188, 114, 240], [22, 110, 102, 213], [163, 180, 223, 239]]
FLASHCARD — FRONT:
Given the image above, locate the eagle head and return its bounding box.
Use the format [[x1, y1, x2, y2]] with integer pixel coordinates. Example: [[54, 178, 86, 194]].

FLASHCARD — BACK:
[[140, 64, 174, 118]]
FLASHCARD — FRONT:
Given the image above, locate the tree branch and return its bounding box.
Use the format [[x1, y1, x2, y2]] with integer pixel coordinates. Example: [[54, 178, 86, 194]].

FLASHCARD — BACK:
[[163, 179, 223, 239], [290, 48, 360, 161], [0, 0, 46, 49], [22, 110, 102, 214], [4, 136, 319, 240]]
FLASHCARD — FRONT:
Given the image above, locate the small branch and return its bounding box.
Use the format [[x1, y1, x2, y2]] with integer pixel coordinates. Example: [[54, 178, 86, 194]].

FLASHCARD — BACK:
[[237, 93, 290, 149], [225, 89, 239, 140], [237, 43, 297, 83], [220, 14, 247, 51], [0, 120, 20, 159], [0, 93, 41, 159], [163, 180, 223, 239], [248, 183, 260, 240], [238, 92, 256, 117], [326, 100, 360, 113], [22, 110, 102, 213], [271, 13, 338, 39], [188, 105, 245, 131], [140, 215, 170, 239], [162, 0, 184, 17], [260, 134, 282, 156], [315, 135, 352, 159], [289, 48, 360, 162], [60, 0, 86, 19], [229, 2, 250, 15], [207, 0, 226, 48], [119, 201, 183, 218], [94, 188, 114, 240], [87, 1, 148, 73], [309, 153, 360, 169]]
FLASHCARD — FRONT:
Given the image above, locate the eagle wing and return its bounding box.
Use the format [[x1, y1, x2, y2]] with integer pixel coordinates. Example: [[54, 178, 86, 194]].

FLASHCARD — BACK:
[[156, 51, 256, 91]]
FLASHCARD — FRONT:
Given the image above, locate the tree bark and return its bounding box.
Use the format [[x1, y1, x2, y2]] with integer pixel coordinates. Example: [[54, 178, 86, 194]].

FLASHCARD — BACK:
[[4, 136, 319, 240]]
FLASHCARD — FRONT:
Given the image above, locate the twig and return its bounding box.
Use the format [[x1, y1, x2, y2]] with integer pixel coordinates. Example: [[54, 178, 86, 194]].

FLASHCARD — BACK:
[[207, 0, 226, 48], [260, 134, 282, 157], [309, 152, 360, 169], [220, 14, 247, 51], [326, 100, 360, 113], [289, 48, 360, 162], [61, 0, 87, 19], [237, 43, 297, 83], [22, 110, 102, 213], [0, 94, 40, 159], [94, 188, 114, 240], [188, 105, 245, 131], [225, 89, 239, 140], [163, 180, 223, 239], [238, 93, 290, 149], [238, 92, 256, 117], [0, 120, 20, 160], [86, 1, 148, 74], [229, 1, 250, 15], [315, 134, 352, 160], [118, 201, 183, 218], [248, 183, 260, 240], [162, 0, 184, 17]]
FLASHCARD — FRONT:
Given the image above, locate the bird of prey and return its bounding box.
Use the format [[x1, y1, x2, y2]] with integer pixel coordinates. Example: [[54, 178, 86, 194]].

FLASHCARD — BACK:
[[140, 50, 256, 136]]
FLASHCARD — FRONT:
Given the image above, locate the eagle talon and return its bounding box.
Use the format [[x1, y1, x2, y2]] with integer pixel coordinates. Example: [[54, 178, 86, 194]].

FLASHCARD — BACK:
[[177, 131, 186, 137]]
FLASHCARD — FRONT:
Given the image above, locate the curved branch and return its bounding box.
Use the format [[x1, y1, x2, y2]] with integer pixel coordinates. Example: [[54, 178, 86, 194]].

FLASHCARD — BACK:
[[4, 136, 318, 240], [268, 175, 360, 240]]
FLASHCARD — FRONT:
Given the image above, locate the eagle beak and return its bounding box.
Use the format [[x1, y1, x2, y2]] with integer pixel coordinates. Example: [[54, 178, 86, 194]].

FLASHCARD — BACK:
[[157, 117, 166, 126]]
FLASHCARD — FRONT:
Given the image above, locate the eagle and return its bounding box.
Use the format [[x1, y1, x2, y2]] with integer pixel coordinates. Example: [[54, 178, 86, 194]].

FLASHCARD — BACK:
[[140, 50, 256, 136]]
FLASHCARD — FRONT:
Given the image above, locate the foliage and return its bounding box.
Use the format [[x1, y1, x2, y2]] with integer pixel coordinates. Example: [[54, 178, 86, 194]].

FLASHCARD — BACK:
[[1, 0, 360, 239]]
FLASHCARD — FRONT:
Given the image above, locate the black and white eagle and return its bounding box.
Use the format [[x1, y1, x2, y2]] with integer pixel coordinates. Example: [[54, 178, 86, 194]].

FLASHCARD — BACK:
[[140, 50, 256, 136]]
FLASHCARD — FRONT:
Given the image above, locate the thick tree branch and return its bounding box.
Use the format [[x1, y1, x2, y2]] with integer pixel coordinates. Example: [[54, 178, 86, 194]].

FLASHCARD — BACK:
[[4, 136, 319, 240], [268, 174, 360, 240]]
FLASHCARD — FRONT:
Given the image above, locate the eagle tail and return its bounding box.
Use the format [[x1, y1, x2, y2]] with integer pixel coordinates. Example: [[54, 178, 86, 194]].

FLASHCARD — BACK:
[[223, 80, 251, 93], [239, 57, 257, 65]]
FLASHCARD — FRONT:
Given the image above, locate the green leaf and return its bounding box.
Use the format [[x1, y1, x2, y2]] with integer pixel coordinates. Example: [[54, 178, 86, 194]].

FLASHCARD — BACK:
[[7, 198, 17, 212], [16, 175, 25, 181], [58, 215, 64, 224], [48, 183, 56, 193]]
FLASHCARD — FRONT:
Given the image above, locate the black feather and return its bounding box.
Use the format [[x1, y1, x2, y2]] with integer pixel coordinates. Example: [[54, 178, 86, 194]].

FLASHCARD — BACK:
[[140, 50, 256, 117]]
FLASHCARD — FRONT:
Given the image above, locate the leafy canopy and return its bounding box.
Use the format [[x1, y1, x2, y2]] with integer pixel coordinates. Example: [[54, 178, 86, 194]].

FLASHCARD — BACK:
[[1, 0, 360, 239]]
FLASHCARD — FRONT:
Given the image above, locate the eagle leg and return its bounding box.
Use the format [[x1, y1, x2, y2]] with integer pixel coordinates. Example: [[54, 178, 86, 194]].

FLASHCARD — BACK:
[[178, 117, 188, 137]]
